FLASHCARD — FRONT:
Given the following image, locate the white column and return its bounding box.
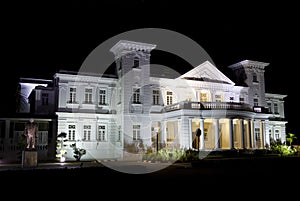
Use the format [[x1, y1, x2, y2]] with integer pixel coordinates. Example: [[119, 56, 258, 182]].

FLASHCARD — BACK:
[[214, 118, 220, 149], [270, 124, 274, 142], [251, 120, 256, 149], [264, 121, 270, 147], [247, 119, 252, 148], [188, 118, 193, 149], [260, 121, 265, 148], [161, 120, 167, 144], [200, 118, 205, 150], [240, 119, 245, 149], [229, 118, 234, 149], [179, 117, 190, 149]]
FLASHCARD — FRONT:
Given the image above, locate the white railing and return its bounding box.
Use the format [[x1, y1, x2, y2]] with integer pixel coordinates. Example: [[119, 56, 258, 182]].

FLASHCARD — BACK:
[[164, 101, 254, 112]]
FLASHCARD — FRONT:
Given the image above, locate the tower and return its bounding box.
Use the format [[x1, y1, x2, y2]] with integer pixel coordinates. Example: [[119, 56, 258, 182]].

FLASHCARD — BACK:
[[110, 40, 156, 144], [228, 60, 269, 107]]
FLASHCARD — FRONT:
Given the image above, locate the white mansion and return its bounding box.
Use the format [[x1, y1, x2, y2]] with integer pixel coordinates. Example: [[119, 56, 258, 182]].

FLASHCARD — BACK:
[[0, 40, 287, 162]]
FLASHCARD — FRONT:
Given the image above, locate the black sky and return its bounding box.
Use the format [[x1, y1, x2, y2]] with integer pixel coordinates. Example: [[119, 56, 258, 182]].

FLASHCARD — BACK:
[[2, 1, 299, 135]]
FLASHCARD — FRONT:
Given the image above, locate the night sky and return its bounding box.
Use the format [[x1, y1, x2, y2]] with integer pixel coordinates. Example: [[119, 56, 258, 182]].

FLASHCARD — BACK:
[[2, 1, 299, 137]]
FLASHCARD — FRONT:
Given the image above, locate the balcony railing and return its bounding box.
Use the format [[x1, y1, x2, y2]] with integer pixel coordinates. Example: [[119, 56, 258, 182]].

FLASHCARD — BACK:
[[164, 101, 268, 113]]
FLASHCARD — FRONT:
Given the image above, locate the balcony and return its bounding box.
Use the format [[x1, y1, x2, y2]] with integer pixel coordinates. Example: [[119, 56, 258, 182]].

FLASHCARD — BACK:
[[163, 101, 268, 113]]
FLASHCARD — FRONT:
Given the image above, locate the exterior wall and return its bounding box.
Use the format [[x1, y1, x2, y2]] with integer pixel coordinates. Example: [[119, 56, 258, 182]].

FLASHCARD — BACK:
[[55, 73, 117, 114], [56, 112, 121, 161]]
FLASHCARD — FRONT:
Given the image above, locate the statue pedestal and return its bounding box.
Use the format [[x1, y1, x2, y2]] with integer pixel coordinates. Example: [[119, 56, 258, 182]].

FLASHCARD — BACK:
[[22, 150, 38, 168]]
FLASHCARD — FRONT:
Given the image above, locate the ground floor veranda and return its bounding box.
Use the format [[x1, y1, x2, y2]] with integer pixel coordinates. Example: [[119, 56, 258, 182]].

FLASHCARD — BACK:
[[151, 118, 269, 151]]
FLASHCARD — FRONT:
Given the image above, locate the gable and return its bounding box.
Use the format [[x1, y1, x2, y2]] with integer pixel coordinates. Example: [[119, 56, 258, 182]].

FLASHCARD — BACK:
[[178, 60, 235, 85]]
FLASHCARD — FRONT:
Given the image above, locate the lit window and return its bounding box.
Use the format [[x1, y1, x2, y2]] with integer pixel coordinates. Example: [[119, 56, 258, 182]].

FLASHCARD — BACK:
[[153, 90, 160, 105], [132, 88, 141, 104], [98, 125, 107, 141], [84, 88, 93, 104], [166, 91, 173, 105], [255, 128, 260, 141], [68, 125, 76, 141], [99, 89, 106, 105], [68, 87, 77, 103], [83, 125, 91, 141], [215, 94, 222, 102], [200, 93, 208, 102], [204, 128, 208, 141], [133, 125, 141, 141]]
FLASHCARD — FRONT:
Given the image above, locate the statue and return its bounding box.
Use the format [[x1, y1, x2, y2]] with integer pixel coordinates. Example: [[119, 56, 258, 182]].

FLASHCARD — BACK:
[[24, 118, 38, 150]]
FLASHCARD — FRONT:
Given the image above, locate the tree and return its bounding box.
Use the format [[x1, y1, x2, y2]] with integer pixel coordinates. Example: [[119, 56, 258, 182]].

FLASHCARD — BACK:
[[56, 132, 68, 162], [286, 133, 297, 146], [70, 143, 86, 161]]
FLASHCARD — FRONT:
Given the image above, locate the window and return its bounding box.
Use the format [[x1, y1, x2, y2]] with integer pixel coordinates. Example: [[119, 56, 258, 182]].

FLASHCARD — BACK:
[[200, 93, 208, 102], [215, 94, 222, 102], [274, 103, 279, 114], [267, 102, 272, 113], [204, 128, 208, 141], [117, 126, 121, 142], [69, 87, 77, 103], [41, 93, 49, 105], [84, 88, 93, 104], [275, 130, 280, 140], [133, 125, 141, 141], [166, 91, 173, 105], [255, 128, 260, 141], [98, 125, 107, 141], [152, 90, 160, 105], [133, 57, 139, 68], [269, 129, 272, 141], [239, 97, 245, 103], [253, 73, 258, 82], [83, 125, 91, 141], [99, 89, 107, 105], [254, 98, 259, 106], [68, 125, 76, 141], [229, 96, 234, 102], [132, 88, 141, 104]]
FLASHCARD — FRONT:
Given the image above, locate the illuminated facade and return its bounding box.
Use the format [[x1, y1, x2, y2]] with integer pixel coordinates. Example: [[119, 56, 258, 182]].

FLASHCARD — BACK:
[[53, 40, 287, 160], [0, 40, 287, 162]]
